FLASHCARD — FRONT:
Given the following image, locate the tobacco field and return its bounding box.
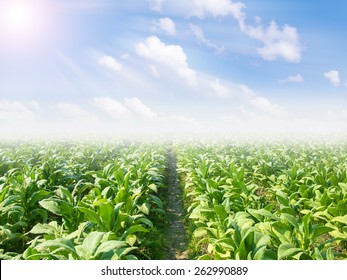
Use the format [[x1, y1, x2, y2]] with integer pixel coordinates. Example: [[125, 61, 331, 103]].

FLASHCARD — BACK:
[[0, 141, 347, 260]]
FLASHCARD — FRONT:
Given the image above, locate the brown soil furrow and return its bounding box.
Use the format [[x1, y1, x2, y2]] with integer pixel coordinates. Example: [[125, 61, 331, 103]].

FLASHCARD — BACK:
[[162, 145, 189, 260]]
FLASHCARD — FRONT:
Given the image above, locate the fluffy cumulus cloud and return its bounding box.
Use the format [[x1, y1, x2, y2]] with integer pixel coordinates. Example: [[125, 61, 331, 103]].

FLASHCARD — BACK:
[[237, 84, 287, 118], [190, 24, 225, 54], [148, 0, 302, 63], [189, 0, 245, 19], [0, 99, 35, 121], [324, 70, 340, 87], [152, 17, 176, 36], [135, 36, 197, 86], [93, 97, 130, 119], [242, 21, 302, 63], [239, 84, 256, 99], [209, 79, 229, 97], [57, 103, 97, 122], [278, 74, 304, 84], [28, 101, 40, 110], [124, 97, 157, 119], [98, 55, 122, 72], [94, 97, 157, 120], [250, 97, 287, 117], [148, 0, 164, 11], [147, 0, 245, 19]]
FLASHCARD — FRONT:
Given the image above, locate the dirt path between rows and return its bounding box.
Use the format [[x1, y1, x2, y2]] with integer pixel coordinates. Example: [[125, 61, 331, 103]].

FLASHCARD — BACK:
[[162, 145, 189, 260]]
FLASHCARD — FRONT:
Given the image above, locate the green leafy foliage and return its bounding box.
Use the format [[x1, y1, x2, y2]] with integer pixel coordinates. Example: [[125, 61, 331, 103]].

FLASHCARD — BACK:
[[0, 142, 166, 260], [176, 142, 347, 260]]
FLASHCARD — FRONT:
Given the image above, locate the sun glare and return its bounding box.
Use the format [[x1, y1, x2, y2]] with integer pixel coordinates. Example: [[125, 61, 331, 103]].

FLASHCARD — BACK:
[[1, 0, 39, 32], [0, 0, 51, 49], [3, 1, 35, 29]]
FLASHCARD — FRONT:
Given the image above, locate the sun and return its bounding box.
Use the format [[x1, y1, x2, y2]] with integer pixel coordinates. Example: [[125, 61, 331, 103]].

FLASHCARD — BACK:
[[0, 0, 50, 48], [3, 1, 36, 30], [1, 0, 39, 32]]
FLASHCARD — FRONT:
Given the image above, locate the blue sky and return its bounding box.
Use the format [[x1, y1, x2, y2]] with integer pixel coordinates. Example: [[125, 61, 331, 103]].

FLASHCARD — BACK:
[[0, 0, 346, 135]]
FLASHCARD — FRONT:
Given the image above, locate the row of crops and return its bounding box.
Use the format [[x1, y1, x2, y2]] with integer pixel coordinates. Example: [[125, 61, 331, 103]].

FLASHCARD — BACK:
[[1, 140, 347, 260], [176, 143, 347, 260], [0, 142, 166, 260]]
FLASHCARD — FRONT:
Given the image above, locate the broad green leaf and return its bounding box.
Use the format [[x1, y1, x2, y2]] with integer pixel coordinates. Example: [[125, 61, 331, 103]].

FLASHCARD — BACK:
[[126, 225, 149, 235], [80, 232, 104, 258], [126, 234, 137, 246], [276, 191, 289, 207], [311, 225, 334, 240], [95, 199, 115, 231], [332, 215, 347, 225], [149, 194, 163, 209], [29, 223, 54, 235], [280, 213, 298, 228], [137, 217, 153, 228], [194, 228, 207, 238], [27, 190, 50, 207], [39, 200, 62, 216], [326, 247, 335, 260], [95, 240, 128, 256], [320, 190, 332, 207], [214, 205, 228, 223], [272, 222, 292, 243], [254, 233, 270, 249], [314, 248, 323, 260], [248, 209, 278, 221], [278, 243, 302, 260], [113, 247, 138, 259], [39, 199, 73, 216], [36, 238, 77, 255], [0, 186, 10, 203], [77, 206, 101, 225], [138, 202, 150, 215], [148, 184, 157, 193]]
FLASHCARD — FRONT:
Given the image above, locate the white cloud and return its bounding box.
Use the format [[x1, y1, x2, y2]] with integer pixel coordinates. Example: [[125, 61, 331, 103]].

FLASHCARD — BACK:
[[241, 20, 302, 63], [0, 100, 35, 121], [147, 0, 245, 20], [254, 16, 262, 25], [324, 70, 340, 87], [94, 97, 157, 120], [148, 0, 164, 11], [238, 85, 287, 118], [342, 110, 347, 119], [209, 79, 229, 97], [152, 17, 176, 36], [120, 53, 130, 60], [135, 36, 197, 86], [239, 84, 256, 99], [93, 97, 130, 119], [124, 97, 157, 119], [250, 97, 287, 117], [148, 0, 302, 63], [57, 103, 97, 122], [190, 24, 225, 54], [98, 55, 122, 72], [28, 101, 40, 110], [189, 0, 245, 20], [278, 74, 304, 84]]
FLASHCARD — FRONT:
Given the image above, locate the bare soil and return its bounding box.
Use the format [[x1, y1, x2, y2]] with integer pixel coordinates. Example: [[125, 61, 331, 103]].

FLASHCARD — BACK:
[[162, 145, 189, 259]]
